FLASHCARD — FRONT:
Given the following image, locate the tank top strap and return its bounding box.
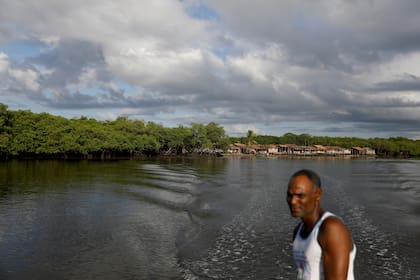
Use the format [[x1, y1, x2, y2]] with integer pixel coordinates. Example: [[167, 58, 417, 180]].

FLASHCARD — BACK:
[[315, 211, 336, 231], [319, 211, 335, 223], [295, 221, 304, 238], [296, 212, 337, 239]]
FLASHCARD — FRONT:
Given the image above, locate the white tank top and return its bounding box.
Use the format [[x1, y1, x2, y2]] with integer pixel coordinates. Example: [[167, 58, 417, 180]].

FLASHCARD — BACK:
[[292, 211, 356, 280]]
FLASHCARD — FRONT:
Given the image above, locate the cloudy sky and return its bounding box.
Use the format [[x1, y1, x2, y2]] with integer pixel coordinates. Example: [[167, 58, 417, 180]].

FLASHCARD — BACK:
[[1, 0, 420, 138]]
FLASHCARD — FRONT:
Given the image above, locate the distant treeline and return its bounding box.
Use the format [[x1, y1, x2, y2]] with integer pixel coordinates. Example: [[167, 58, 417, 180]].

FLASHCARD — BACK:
[[231, 131, 420, 157], [1, 103, 420, 159]]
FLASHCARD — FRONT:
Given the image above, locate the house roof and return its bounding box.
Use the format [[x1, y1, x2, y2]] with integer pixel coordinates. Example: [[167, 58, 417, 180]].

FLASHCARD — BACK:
[[313, 145, 327, 150]]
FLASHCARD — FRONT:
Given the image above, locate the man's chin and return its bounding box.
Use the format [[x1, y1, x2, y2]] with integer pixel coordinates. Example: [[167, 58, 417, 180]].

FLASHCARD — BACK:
[[290, 210, 302, 218]]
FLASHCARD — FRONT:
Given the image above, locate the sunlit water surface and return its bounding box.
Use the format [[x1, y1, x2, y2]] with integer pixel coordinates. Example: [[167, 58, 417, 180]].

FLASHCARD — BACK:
[[0, 158, 419, 279]]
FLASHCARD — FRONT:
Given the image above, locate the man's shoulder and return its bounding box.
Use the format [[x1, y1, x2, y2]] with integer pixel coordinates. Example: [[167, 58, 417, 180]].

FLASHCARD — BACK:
[[321, 215, 347, 231], [318, 214, 353, 248]]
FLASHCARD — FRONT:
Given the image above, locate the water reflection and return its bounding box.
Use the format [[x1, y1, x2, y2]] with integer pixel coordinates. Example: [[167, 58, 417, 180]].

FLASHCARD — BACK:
[[0, 158, 419, 279]]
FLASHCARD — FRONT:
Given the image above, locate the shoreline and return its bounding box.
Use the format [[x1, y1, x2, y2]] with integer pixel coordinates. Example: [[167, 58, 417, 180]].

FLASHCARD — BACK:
[[1, 153, 417, 161]]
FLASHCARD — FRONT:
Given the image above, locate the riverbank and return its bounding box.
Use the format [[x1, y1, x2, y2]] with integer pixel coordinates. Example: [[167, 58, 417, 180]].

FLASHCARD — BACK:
[[223, 153, 379, 160], [2, 152, 416, 161]]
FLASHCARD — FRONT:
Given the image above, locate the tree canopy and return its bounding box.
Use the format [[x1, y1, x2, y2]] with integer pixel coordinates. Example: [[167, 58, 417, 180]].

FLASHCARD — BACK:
[[1, 103, 419, 158], [0, 103, 229, 159]]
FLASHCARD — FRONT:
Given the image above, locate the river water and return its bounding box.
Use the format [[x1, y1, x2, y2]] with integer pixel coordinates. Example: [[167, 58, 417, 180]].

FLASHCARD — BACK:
[[0, 158, 419, 279]]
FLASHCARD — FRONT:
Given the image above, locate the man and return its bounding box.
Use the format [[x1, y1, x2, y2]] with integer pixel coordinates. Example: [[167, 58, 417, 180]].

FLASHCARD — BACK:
[[287, 169, 356, 280]]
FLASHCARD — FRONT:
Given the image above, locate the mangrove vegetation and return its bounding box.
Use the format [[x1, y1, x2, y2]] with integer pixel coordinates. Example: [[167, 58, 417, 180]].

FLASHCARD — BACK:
[[1, 103, 420, 159]]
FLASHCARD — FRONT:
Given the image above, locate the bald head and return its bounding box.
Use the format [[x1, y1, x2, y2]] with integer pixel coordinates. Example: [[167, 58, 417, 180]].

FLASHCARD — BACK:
[[288, 169, 321, 191]]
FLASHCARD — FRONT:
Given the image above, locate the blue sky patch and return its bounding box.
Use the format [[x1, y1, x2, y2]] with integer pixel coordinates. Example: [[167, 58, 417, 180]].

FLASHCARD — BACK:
[[212, 47, 232, 61], [185, 2, 220, 21], [114, 81, 138, 95], [1, 40, 48, 63]]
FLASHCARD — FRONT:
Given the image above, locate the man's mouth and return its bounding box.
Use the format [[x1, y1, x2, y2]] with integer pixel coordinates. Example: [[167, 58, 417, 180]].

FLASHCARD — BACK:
[[290, 207, 300, 213]]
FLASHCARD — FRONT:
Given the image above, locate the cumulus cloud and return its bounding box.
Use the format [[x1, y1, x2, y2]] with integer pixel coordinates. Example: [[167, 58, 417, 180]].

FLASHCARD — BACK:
[[0, 52, 9, 72], [0, 52, 40, 91], [8, 67, 39, 91], [1, 0, 420, 138]]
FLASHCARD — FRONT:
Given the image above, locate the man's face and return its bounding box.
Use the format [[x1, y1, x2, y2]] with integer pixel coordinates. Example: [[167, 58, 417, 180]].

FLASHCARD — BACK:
[[287, 175, 321, 218]]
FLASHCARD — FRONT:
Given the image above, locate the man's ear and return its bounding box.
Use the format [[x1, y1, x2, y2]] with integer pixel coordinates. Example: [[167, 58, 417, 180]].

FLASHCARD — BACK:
[[315, 187, 322, 201]]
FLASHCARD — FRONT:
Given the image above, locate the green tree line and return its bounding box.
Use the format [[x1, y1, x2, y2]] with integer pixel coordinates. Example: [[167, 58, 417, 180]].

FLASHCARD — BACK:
[[0, 103, 229, 159], [1, 103, 420, 158]]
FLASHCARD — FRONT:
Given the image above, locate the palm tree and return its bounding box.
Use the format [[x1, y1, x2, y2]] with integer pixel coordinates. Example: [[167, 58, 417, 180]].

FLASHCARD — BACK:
[[246, 130, 256, 145]]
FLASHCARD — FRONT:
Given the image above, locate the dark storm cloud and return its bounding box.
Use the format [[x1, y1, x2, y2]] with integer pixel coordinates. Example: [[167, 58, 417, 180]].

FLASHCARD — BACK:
[[45, 91, 98, 108], [42, 88, 189, 113], [322, 119, 420, 138], [30, 40, 106, 88], [370, 74, 420, 92], [211, 1, 420, 69]]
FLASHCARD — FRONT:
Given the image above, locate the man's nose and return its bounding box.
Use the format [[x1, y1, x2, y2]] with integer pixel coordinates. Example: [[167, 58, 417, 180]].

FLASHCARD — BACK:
[[289, 195, 297, 205]]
